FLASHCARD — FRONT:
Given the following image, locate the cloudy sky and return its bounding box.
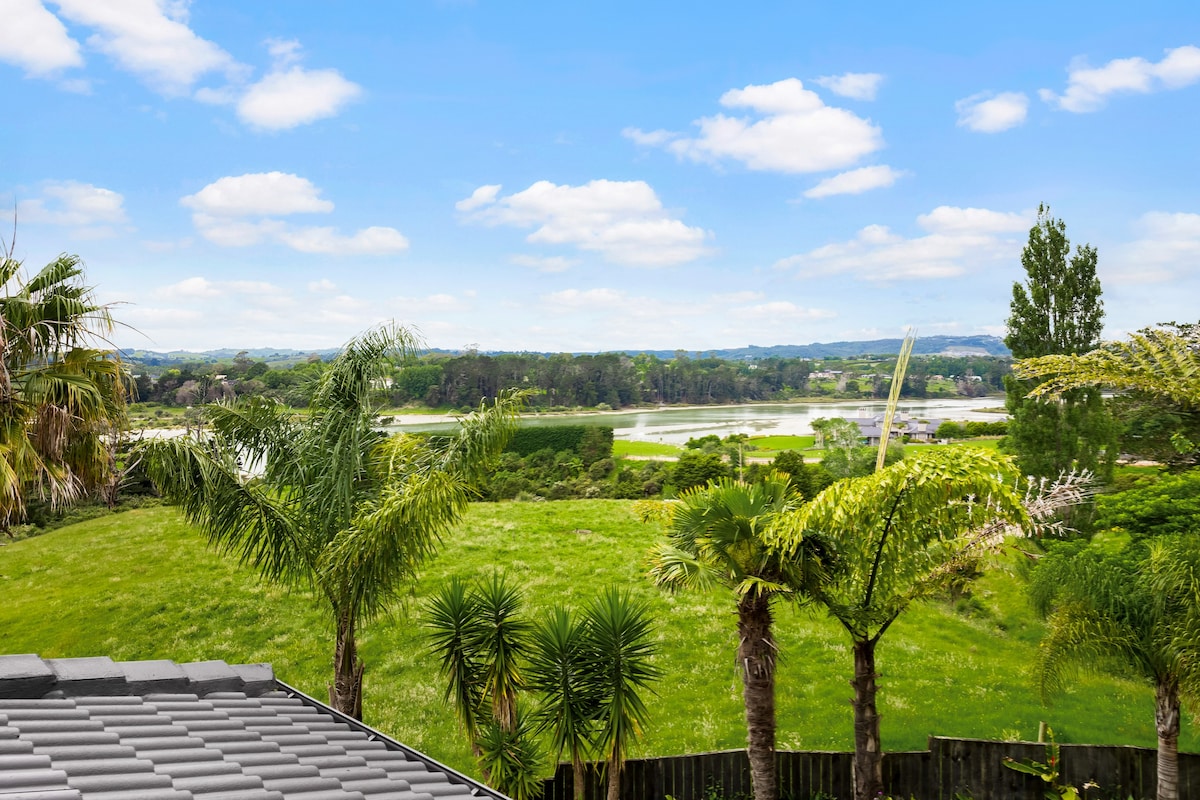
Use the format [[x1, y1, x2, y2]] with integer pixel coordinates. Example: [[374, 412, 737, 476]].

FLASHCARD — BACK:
[[3, 1, 1198, 353]]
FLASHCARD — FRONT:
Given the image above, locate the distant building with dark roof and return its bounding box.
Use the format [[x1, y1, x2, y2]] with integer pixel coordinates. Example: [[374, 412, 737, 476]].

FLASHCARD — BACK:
[[839, 412, 944, 447]]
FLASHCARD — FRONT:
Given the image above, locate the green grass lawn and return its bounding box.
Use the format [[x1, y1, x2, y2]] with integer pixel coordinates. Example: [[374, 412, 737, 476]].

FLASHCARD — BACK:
[[743, 435, 816, 458], [906, 437, 1002, 453], [1, 501, 1192, 780], [613, 440, 682, 457]]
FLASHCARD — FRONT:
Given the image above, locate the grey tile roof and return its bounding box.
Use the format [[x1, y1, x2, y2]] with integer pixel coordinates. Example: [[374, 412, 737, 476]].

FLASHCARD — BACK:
[[0, 655, 503, 800]]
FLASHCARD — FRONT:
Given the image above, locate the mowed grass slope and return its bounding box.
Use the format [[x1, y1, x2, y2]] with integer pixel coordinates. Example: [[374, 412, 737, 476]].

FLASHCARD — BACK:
[[1, 502, 1193, 779]]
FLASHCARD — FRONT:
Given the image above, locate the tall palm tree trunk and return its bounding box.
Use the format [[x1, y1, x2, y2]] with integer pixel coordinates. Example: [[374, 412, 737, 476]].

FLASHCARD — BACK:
[[851, 638, 883, 800], [738, 593, 777, 800], [1155, 678, 1180, 800], [330, 610, 364, 719]]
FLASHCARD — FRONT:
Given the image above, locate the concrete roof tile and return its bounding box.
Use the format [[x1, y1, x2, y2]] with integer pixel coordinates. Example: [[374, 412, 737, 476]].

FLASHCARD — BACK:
[[0, 656, 505, 800], [0, 655, 56, 699]]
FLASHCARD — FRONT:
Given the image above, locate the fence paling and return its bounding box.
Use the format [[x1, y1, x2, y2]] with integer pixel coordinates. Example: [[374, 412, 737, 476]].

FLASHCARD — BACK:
[[541, 738, 1199, 800]]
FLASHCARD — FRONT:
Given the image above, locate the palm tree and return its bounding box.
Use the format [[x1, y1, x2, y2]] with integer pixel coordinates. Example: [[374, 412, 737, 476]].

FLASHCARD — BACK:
[[647, 473, 830, 800], [1031, 534, 1200, 800], [426, 576, 487, 752], [767, 448, 1089, 800], [141, 324, 526, 717], [0, 253, 127, 532]]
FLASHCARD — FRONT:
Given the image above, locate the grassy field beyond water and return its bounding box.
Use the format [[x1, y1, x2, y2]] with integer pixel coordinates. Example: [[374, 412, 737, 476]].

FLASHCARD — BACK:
[[0, 501, 1193, 778]]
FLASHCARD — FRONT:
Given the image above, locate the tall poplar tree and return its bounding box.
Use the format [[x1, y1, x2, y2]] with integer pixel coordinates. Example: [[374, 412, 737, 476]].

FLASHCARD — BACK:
[[1004, 205, 1116, 481]]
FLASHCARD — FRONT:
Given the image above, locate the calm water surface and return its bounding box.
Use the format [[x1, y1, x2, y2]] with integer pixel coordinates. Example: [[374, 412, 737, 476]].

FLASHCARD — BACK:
[[385, 397, 1005, 445]]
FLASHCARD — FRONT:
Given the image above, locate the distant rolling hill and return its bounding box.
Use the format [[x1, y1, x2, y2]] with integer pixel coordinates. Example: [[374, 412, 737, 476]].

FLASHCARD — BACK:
[[121, 335, 1009, 367], [628, 335, 1010, 360]]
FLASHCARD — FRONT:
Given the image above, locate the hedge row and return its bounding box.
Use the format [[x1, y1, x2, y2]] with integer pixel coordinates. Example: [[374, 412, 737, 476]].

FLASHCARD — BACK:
[[505, 425, 614, 463]]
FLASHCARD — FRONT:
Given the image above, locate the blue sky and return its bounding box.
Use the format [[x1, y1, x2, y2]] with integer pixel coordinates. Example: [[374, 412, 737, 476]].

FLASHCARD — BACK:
[[3, 1, 1198, 353]]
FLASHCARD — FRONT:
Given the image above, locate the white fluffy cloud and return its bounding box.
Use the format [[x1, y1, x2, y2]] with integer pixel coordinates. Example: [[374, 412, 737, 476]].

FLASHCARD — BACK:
[[540, 288, 629, 311], [0, 0, 83, 76], [814, 72, 884, 101], [626, 78, 883, 174], [803, 165, 906, 199], [777, 206, 1031, 281], [458, 179, 712, 267], [277, 226, 409, 255], [1041, 45, 1200, 112], [530, 288, 838, 350], [955, 91, 1029, 132], [455, 184, 502, 212], [1108, 211, 1200, 283], [181, 172, 407, 254], [236, 39, 361, 130], [18, 181, 128, 236], [53, 0, 238, 94], [510, 254, 577, 273], [5, 8, 358, 130], [181, 172, 334, 216]]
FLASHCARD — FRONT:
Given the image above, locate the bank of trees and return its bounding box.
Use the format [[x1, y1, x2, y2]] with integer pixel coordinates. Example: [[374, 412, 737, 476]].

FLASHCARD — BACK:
[[128, 349, 1013, 411]]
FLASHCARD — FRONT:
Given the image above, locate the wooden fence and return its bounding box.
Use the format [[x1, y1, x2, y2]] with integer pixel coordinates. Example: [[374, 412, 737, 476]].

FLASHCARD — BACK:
[[541, 737, 1200, 800]]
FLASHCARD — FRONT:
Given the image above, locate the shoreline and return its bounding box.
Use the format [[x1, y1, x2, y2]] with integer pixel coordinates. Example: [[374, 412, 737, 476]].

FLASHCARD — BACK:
[[380, 394, 1007, 426]]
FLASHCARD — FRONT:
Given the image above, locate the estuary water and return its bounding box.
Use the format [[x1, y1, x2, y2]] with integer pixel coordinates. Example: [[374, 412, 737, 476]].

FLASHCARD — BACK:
[[383, 396, 1006, 446]]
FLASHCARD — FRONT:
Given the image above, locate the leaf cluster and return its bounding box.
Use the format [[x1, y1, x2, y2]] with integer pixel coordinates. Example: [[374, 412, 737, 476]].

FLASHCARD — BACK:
[[1030, 532, 1200, 711], [769, 448, 1032, 643], [1, 253, 128, 529], [139, 324, 529, 628], [426, 575, 661, 798]]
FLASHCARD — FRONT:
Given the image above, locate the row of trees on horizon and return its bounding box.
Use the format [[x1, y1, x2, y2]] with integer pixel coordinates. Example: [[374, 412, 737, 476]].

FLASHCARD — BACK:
[[129, 349, 1010, 410]]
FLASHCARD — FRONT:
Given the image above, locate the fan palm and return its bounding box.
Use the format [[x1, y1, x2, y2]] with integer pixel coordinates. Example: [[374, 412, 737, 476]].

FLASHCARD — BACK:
[[140, 324, 526, 717], [647, 472, 830, 800], [0, 253, 127, 531]]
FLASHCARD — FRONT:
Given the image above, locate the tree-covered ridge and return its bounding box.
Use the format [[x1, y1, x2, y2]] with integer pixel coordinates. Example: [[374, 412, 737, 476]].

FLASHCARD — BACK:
[[128, 349, 1011, 410]]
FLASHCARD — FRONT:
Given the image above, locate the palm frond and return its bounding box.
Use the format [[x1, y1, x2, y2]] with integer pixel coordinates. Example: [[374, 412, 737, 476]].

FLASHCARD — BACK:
[[425, 577, 487, 740], [1015, 325, 1200, 409], [527, 606, 600, 762], [435, 388, 530, 482], [138, 436, 312, 585], [583, 586, 661, 768], [312, 322, 421, 413]]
